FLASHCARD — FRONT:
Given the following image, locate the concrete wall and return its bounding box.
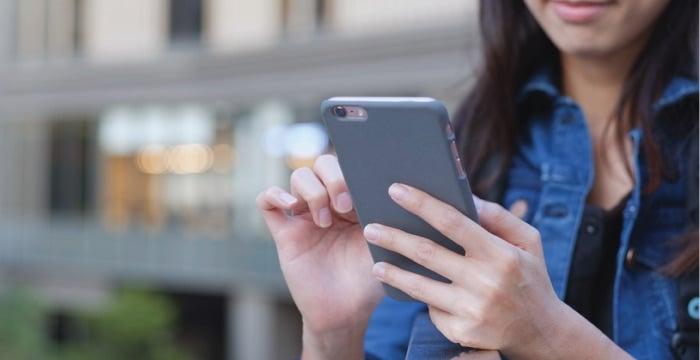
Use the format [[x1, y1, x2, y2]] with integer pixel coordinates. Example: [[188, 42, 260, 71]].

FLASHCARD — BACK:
[[206, 0, 282, 53], [82, 0, 166, 62], [0, 121, 49, 220], [330, 0, 476, 35]]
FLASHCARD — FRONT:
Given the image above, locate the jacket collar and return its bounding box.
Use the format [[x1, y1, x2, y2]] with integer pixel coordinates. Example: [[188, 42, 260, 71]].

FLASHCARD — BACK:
[[517, 68, 699, 111]]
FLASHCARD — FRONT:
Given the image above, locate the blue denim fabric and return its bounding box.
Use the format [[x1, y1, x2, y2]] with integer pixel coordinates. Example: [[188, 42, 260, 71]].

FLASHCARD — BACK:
[[364, 71, 699, 359]]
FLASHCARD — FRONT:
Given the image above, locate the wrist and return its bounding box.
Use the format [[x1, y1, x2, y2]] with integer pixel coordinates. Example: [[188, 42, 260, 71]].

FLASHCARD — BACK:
[[301, 321, 367, 360], [503, 299, 574, 359], [514, 300, 631, 360]]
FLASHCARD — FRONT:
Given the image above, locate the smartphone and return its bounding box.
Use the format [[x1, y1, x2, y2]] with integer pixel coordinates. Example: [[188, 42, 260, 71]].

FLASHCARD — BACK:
[[321, 97, 478, 300]]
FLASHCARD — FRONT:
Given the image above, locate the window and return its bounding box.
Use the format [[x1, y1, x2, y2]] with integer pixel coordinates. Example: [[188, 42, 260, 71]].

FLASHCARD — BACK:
[[169, 0, 203, 47], [49, 120, 96, 215], [281, 0, 332, 38]]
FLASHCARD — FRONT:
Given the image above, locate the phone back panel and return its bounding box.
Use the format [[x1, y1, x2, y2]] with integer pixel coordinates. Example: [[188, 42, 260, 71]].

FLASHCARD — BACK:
[[321, 97, 478, 300]]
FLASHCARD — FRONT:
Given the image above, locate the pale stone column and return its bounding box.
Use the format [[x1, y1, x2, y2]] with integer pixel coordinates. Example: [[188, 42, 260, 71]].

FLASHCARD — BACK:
[[0, 0, 16, 63], [229, 289, 275, 360]]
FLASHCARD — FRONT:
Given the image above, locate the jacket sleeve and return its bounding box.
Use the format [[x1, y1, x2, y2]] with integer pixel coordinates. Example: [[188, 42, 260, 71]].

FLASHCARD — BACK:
[[364, 296, 427, 359]]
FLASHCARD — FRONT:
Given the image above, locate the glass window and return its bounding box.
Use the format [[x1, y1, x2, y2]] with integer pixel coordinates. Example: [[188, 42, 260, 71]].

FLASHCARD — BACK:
[[169, 0, 203, 47]]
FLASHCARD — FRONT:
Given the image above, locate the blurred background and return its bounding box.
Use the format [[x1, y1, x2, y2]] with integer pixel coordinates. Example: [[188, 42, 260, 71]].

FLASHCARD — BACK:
[[0, 1, 480, 359]]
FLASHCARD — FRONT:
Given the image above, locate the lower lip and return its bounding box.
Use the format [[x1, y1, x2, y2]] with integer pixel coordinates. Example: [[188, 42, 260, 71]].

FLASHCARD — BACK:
[[550, 1, 611, 24]]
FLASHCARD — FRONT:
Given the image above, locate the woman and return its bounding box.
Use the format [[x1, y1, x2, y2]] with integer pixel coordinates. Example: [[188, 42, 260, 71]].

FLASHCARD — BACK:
[[257, 0, 698, 358]]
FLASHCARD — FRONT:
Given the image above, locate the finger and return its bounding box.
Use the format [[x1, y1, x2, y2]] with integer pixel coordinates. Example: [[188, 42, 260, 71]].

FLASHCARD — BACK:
[[256, 186, 297, 233], [387, 183, 496, 254], [372, 262, 462, 314], [290, 167, 332, 228], [363, 223, 468, 282], [472, 196, 542, 257], [312, 154, 354, 214]]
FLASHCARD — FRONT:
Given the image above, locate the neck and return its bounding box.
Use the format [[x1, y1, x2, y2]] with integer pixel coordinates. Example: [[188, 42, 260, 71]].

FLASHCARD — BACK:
[[560, 40, 646, 135]]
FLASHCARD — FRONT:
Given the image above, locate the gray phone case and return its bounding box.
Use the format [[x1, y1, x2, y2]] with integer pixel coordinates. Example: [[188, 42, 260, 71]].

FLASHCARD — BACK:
[[321, 97, 478, 300]]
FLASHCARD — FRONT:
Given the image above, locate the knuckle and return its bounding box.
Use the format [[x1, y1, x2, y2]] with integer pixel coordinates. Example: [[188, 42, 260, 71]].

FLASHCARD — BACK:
[[406, 278, 425, 299], [482, 283, 504, 307], [289, 167, 309, 184], [500, 248, 521, 274], [450, 297, 471, 318], [411, 192, 428, 211], [312, 155, 328, 173], [486, 202, 508, 222], [382, 228, 397, 248], [414, 239, 437, 264], [471, 305, 489, 328], [439, 210, 464, 233], [525, 224, 541, 242], [314, 153, 336, 168], [326, 177, 346, 193], [307, 190, 328, 205]]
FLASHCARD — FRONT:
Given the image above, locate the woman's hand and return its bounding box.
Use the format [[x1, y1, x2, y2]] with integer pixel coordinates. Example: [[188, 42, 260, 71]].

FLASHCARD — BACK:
[[365, 183, 631, 359], [256, 154, 383, 360]]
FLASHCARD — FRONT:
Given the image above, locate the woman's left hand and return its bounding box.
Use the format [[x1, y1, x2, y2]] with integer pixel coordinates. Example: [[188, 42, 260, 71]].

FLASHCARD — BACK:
[[363, 183, 568, 358]]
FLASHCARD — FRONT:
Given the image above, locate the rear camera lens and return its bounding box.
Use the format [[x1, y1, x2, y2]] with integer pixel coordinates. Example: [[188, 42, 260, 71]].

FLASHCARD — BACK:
[[332, 106, 347, 117]]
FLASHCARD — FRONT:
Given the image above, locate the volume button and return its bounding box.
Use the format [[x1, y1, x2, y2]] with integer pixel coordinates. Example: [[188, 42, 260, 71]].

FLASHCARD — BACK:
[[445, 122, 455, 140], [450, 140, 467, 179]]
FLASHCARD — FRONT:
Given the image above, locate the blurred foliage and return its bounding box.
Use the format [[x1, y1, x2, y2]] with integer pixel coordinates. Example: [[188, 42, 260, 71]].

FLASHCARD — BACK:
[[0, 287, 191, 360], [0, 288, 49, 359]]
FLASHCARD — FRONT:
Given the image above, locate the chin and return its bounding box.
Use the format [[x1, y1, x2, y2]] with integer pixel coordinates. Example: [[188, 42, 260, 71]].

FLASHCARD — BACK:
[[558, 44, 613, 58]]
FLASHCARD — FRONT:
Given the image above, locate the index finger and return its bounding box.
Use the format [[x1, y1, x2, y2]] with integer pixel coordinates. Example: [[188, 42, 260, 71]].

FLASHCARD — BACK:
[[312, 154, 354, 214], [387, 183, 497, 254]]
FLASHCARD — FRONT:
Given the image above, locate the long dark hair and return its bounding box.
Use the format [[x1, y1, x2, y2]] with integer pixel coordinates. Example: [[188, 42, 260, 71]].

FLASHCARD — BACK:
[[455, 0, 698, 273]]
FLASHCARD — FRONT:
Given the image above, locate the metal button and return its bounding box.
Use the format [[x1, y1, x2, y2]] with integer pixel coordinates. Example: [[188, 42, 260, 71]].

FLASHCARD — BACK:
[[584, 222, 598, 236], [625, 247, 636, 268], [579, 214, 599, 236]]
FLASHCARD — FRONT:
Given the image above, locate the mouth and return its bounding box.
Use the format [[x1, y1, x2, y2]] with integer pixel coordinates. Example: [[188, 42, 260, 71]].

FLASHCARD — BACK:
[[549, 0, 614, 24]]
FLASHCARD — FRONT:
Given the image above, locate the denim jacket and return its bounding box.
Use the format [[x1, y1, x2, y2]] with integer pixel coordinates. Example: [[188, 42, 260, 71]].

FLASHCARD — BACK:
[[364, 72, 699, 360]]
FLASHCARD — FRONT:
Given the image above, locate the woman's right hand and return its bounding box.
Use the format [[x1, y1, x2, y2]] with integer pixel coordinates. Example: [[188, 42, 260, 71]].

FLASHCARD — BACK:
[[256, 154, 384, 359]]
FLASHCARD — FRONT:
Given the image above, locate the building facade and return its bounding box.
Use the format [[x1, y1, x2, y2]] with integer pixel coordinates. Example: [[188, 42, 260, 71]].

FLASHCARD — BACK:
[[0, 1, 478, 359]]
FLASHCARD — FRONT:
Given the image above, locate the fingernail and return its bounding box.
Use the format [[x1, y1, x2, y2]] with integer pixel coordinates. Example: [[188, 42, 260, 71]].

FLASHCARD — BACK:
[[372, 262, 386, 278], [318, 207, 332, 228], [388, 183, 409, 201], [363, 224, 381, 243], [336, 192, 353, 213], [279, 192, 297, 206]]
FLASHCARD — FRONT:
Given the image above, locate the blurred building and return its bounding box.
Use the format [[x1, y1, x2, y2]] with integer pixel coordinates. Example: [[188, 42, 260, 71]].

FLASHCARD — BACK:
[[0, 1, 479, 359]]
